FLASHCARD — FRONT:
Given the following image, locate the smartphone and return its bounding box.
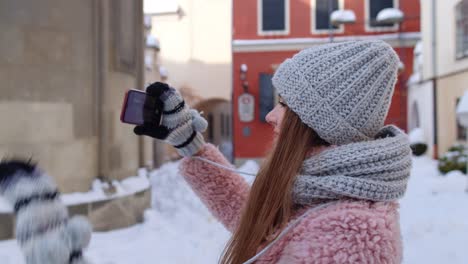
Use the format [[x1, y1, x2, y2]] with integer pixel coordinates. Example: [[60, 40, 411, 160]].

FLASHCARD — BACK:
[[120, 89, 162, 126]]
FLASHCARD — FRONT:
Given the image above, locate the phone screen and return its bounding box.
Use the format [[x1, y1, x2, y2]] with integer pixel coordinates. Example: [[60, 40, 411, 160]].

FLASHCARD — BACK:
[[121, 90, 147, 125]]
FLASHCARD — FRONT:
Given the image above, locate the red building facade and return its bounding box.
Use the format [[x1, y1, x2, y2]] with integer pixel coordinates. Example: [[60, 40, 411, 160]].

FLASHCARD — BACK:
[[232, 0, 420, 162]]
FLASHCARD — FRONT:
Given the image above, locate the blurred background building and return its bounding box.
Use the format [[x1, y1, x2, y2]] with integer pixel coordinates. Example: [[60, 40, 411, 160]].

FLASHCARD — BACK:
[[144, 0, 233, 160], [231, 0, 420, 164], [0, 0, 233, 239], [2, 0, 468, 240], [408, 0, 468, 158]]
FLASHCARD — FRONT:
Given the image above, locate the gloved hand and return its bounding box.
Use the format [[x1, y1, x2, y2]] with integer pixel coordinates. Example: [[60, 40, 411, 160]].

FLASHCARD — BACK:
[[134, 82, 208, 157], [0, 160, 92, 264]]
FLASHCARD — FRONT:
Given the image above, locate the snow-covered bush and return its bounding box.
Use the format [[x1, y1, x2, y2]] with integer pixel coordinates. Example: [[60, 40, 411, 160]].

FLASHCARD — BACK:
[[409, 128, 427, 156], [438, 144, 468, 175], [411, 143, 428, 156]]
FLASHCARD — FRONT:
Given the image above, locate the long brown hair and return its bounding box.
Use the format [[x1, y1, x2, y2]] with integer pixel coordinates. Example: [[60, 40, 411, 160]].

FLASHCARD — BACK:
[[220, 107, 329, 264]]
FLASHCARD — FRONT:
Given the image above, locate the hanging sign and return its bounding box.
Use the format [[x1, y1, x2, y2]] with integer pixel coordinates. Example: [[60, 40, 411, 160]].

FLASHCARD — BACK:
[[238, 93, 255, 122]]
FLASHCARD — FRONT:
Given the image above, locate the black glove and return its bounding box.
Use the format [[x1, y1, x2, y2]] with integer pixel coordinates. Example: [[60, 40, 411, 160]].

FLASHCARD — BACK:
[[134, 82, 207, 156]]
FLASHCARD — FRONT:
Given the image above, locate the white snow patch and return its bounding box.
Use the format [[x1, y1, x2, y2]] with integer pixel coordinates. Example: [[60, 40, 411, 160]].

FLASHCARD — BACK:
[[376, 8, 404, 24], [407, 72, 421, 85], [146, 35, 160, 49], [62, 170, 150, 206], [409, 128, 425, 144], [398, 60, 405, 71], [330, 10, 356, 24], [400, 157, 468, 264], [456, 91, 468, 127], [408, 41, 424, 85], [237, 160, 259, 185], [414, 41, 423, 55]]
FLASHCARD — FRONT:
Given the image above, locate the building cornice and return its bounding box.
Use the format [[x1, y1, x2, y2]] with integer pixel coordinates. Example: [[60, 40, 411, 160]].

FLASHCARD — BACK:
[[232, 32, 421, 52]]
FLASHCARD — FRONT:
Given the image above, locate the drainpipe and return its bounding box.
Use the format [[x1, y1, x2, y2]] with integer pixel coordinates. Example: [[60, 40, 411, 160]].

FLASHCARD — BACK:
[[136, 0, 146, 168], [431, 0, 438, 159]]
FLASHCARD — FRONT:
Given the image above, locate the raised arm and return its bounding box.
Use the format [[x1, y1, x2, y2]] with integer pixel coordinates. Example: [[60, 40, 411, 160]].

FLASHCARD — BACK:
[[180, 144, 250, 232], [133, 82, 251, 231]]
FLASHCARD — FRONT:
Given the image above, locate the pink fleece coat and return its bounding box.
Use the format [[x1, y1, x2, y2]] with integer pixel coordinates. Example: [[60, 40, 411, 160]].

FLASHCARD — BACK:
[[180, 144, 403, 264]]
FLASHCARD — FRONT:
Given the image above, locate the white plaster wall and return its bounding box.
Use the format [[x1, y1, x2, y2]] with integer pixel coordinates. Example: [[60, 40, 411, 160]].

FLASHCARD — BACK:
[[408, 81, 434, 157], [149, 0, 232, 100], [421, 0, 468, 79]]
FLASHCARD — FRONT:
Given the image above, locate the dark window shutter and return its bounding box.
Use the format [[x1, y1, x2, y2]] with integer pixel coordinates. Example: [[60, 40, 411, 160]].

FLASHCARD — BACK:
[[369, 0, 394, 27], [315, 0, 339, 30], [259, 73, 275, 122], [262, 0, 286, 31]]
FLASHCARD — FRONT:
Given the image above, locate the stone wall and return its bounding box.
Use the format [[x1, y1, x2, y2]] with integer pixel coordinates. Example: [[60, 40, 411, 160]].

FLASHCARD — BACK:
[[0, 0, 98, 192], [0, 188, 151, 240], [0, 0, 149, 191], [0, 0, 152, 237]]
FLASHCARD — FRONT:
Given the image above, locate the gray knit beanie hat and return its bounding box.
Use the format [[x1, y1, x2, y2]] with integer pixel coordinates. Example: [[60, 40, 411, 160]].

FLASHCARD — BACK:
[[272, 40, 400, 145]]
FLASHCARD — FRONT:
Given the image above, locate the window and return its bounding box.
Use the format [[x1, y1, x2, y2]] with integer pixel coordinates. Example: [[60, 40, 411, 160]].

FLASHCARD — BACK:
[[259, 73, 275, 122], [258, 0, 289, 35], [313, 0, 340, 32], [366, 0, 397, 31], [456, 0, 468, 59]]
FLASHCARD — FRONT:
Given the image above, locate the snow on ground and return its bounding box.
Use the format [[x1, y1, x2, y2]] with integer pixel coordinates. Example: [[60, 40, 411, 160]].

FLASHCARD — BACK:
[[400, 156, 468, 264], [0, 157, 467, 263]]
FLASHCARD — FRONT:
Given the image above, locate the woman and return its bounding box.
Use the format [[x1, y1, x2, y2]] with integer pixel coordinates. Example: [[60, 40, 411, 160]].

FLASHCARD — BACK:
[[0, 40, 410, 264], [134, 39, 412, 264]]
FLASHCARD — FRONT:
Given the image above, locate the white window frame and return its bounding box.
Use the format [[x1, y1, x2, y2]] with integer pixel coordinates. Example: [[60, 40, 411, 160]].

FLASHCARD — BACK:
[[365, 0, 399, 32], [257, 0, 290, 36], [311, 0, 345, 35]]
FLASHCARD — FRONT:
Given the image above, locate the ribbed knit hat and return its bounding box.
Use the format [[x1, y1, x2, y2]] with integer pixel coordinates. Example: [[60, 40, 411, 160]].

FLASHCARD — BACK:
[[272, 40, 400, 145]]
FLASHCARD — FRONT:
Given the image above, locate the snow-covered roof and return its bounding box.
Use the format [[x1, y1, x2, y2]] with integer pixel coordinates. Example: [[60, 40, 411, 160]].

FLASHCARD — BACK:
[[376, 8, 404, 24], [330, 10, 356, 25], [146, 35, 160, 50]]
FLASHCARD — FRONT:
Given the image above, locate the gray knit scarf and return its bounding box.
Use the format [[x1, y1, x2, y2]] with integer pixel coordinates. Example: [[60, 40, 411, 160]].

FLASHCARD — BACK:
[[292, 125, 412, 204]]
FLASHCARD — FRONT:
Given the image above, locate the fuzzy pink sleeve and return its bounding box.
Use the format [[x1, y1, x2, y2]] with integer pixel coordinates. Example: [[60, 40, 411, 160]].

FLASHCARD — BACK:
[[179, 144, 250, 232], [276, 202, 402, 264]]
